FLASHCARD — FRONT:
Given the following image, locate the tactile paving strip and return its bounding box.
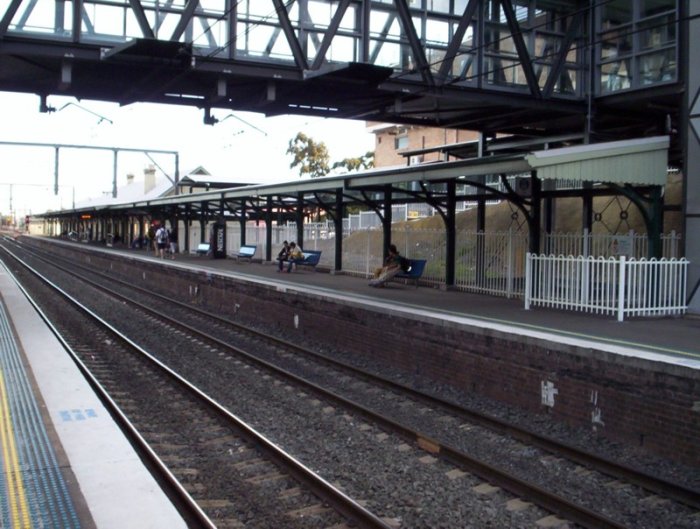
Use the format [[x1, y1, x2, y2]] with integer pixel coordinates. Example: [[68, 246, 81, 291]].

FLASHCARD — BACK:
[[0, 299, 81, 529]]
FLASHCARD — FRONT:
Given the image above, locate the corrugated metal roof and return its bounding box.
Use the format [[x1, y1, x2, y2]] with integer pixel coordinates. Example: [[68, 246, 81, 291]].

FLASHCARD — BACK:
[[525, 136, 669, 185], [46, 136, 671, 215]]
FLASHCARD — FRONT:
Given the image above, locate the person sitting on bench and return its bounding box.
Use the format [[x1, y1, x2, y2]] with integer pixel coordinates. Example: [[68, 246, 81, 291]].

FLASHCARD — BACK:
[[276, 241, 290, 264], [369, 244, 403, 287], [278, 241, 302, 273]]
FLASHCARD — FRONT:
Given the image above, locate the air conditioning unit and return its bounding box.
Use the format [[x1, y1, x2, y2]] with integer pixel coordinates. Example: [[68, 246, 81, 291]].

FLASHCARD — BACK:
[[515, 176, 532, 197], [409, 155, 423, 165]]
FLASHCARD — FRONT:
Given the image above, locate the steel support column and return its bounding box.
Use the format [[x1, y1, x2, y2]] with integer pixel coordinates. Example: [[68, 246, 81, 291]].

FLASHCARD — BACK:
[[528, 172, 542, 254], [296, 192, 304, 248], [240, 202, 247, 246], [199, 201, 207, 244], [542, 179, 556, 254], [382, 184, 393, 261], [184, 204, 191, 253], [334, 188, 343, 272], [219, 198, 227, 255], [581, 182, 593, 237], [445, 180, 457, 287], [138, 215, 144, 247], [265, 197, 273, 262], [476, 191, 486, 286], [684, 0, 700, 312]]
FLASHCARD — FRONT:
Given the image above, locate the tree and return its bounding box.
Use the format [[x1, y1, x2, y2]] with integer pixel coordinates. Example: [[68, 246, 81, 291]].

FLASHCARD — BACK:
[[286, 132, 330, 178], [332, 151, 374, 173]]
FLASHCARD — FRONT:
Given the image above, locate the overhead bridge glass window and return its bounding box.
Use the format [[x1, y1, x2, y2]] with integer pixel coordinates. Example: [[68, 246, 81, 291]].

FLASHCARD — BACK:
[[597, 0, 677, 94]]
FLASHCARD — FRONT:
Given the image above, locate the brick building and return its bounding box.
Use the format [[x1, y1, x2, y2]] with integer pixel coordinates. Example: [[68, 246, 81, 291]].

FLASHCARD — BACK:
[[367, 123, 479, 168]]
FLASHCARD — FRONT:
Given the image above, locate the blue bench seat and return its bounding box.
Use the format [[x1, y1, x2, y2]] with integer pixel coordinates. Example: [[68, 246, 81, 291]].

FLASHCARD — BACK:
[[291, 250, 322, 270], [233, 244, 256, 262], [393, 258, 427, 287]]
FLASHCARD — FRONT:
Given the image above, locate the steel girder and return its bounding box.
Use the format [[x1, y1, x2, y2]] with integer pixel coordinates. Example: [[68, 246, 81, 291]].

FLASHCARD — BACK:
[[0, 0, 646, 137]]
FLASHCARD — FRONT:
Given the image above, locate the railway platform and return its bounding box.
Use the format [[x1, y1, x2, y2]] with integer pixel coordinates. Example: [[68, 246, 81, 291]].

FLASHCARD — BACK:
[[144, 247, 700, 363], [78, 241, 700, 463], [0, 259, 188, 529], [1, 236, 698, 529]]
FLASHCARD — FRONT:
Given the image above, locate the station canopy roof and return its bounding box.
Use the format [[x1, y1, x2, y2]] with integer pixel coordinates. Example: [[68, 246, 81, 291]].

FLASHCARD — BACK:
[[525, 136, 670, 186], [48, 136, 670, 216]]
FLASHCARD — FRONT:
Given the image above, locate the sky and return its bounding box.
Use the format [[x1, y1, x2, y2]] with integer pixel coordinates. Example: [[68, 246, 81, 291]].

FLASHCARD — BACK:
[[0, 91, 376, 221]]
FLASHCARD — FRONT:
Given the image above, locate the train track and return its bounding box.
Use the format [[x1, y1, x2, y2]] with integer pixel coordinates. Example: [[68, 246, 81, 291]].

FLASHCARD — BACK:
[[0, 241, 393, 529], [3, 238, 699, 528]]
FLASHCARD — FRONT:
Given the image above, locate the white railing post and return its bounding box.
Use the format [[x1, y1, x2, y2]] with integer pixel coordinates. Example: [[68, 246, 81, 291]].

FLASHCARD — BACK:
[[582, 253, 590, 306], [524, 253, 532, 310], [617, 256, 626, 322], [681, 258, 688, 312]]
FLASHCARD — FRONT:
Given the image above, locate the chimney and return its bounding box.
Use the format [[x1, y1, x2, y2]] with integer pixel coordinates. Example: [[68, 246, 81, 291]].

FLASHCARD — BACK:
[[144, 165, 156, 194]]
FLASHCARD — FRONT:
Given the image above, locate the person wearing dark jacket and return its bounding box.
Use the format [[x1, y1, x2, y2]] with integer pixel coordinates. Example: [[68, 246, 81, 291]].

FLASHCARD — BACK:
[[369, 244, 403, 287]]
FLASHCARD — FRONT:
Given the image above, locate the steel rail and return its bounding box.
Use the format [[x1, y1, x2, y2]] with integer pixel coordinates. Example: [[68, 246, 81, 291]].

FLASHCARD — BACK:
[[19, 236, 698, 511], [12, 243, 635, 529], [0, 249, 216, 529], [1, 244, 394, 529]]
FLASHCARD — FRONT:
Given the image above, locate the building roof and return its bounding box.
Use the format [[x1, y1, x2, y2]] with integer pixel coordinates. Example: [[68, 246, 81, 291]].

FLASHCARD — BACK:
[[73, 177, 173, 209], [72, 166, 256, 209], [180, 165, 254, 188]]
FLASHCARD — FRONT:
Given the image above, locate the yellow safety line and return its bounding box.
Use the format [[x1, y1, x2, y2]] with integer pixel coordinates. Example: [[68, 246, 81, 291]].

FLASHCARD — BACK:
[[0, 370, 31, 528], [0, 369, 19, 526]]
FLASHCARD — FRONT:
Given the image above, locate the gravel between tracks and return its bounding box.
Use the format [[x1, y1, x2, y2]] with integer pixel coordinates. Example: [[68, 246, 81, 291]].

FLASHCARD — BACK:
[[4, 242, 699, 529]]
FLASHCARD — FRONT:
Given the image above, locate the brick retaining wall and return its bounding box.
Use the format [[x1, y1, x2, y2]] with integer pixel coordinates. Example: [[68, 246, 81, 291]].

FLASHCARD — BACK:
[[36, 239, 700, 465]]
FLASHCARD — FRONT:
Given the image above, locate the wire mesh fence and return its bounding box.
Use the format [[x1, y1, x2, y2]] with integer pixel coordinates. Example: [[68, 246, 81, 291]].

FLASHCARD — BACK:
[[188, 220, 683, 304]]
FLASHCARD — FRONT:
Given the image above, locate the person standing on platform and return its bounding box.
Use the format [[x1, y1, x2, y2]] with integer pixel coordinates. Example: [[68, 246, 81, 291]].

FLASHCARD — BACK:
[[155, 224, 169, 259]]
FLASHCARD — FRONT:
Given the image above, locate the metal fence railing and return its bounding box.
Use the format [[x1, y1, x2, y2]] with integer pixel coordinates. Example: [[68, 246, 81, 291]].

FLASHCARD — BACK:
[[524, 254, 688, 321], [454, 229, 529, 297], [186, 222, 686, 309], [542, 229, 681, 259], [342, 227, 447, 286]]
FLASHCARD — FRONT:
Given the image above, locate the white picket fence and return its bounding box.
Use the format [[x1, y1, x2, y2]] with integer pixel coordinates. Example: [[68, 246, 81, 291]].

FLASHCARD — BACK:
[[524, 254, 689, 321]]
